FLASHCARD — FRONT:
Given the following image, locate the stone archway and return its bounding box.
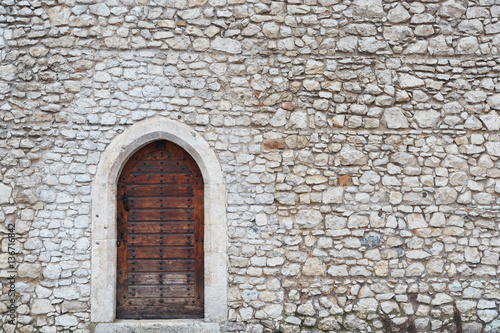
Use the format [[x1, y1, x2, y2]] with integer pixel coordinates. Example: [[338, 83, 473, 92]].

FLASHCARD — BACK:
[[90, 117, 227, 328]]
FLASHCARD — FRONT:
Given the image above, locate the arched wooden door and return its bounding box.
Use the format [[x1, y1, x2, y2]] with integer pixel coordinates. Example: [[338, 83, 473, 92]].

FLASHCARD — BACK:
[[116, 140, 204, 319]]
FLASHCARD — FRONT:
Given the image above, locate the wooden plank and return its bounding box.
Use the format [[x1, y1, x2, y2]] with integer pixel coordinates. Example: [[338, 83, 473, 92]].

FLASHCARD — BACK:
[[127, 222, 194, 234], [118, 297, 200, 309], [131, 161, 191, 174], [127, 234, 194, 247], [125, 185, 193, 197], [128, 285, 195, 298], [127, 272, 193, 285], [128, 197, 193, 209], [127, 259, 195, 272], [141, 153, 187, 161], [127, 247, 194, 259], [119, 297, 202, 306], [117, 311, 203, 320], [124, 173, 192, 184], [129, 209, 193, 221], [117, 303, 203, 319]]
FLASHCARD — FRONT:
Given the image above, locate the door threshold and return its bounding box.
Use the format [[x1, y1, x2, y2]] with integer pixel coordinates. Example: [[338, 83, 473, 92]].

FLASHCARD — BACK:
[[94, 319, 221, 333]]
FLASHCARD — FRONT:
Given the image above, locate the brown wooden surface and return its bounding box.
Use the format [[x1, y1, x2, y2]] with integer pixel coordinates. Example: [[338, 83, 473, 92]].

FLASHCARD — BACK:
[[128, 197, 193, 209], [128, 209, 193, 221], [127, 234, 195, 247], [124, 173, 192, 184], [127, 259, 194, 272], [127, 247, 194, 259], [116, 140, 204, 320], [127, 272, 192, 285], [133, 161, 191, 173], [127, 222, 193, 234], [127, 285, 195, 298], [125, 185, 193, 197]]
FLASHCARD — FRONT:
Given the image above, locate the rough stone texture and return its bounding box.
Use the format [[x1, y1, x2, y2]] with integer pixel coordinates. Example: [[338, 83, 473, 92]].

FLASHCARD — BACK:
[[0, 0, 500, 332]]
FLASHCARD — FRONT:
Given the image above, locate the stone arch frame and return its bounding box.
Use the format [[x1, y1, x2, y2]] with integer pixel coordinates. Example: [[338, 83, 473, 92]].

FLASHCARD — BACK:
[[90, 117, 227, 325]]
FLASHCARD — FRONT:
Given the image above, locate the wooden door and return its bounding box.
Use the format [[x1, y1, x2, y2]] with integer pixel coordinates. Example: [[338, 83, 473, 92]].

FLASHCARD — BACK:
[[116, 140, 204, 319]]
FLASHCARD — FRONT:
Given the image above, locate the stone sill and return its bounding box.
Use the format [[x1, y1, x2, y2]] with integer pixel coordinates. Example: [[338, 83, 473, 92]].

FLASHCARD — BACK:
[[94, 319, 222, 333]]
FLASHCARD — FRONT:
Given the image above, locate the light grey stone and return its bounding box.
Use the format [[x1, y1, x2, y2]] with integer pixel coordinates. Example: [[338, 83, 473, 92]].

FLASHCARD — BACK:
[[302, 258, 326, 276], [435, 187, 458, 204], [325, 215, 347, 229], [297, 301, 316, 316], [55, 315, 78, 327], [383, 26, 413, 42], [0, 183, 11, 204], [426, 259, 444, 275], [485, 142, 500, 157], [347, 214, 369, 229], [32, 299, 55, 314], [443, 101, 463, 114], [487, 94, 500, 110], [0, 65, 16, 81], [458, 19, 484, 34], [48, 6, 71, 26], [336, 37, 358, 52], [43, 263, 62, 280], [167, 36, 191, 50], [263, 304, 283, 319], [295, 209, 323, 228], [72, 5, 88, 15], [358, 37, 388, 53], [94, 71, 111, 83], [262, 22, 280, 38], [322, 187, 344, 204], [211, 37, 242, 54], [351, 0, 384, 18], [407, 214, 427, 229], [54, 285, 81, 300], [305, 59, 324, 75], [414, 110, 440, 128], [18, 263, 42, 279], [465, 90, 487, 103], [357, 298, 378, 312], [431, 293, 453, 305], [439, 0, 467, 19], [478, 310, 498, 323], [89, 3, 110, 16], [399, 74, 424, 88], [338, 147, 365, 166], [465, 247, 480, 263], [289, 111, 309, 129], [303, 79, 321, 91], [62, 301, 88, 313], [406, 262, 425, 276], [404, 40, 429, 54], [382, 108, 409, 129], [387, 4, 410, 23], [428, 35, 453, 55]]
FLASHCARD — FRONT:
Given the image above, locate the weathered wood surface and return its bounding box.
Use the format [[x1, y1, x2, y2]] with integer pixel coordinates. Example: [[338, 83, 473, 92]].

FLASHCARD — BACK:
[[116, 140, 204, 319]]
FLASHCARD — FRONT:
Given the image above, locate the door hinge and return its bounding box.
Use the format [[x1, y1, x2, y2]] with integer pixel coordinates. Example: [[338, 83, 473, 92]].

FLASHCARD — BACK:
[[117, 194, 130, 211], [117, 211, 125, 247]]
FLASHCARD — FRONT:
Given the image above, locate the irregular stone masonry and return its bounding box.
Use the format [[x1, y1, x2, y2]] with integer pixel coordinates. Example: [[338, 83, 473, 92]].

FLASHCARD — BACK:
[[0, 0, 499, 332]]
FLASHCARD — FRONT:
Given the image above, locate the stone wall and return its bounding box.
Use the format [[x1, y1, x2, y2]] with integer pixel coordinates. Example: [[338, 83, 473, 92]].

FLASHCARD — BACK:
[[0, 0, 500, 332]]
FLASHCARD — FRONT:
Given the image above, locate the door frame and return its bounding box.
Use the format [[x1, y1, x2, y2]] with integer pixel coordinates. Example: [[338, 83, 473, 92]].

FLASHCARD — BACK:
[[90, 117, 227, 324]]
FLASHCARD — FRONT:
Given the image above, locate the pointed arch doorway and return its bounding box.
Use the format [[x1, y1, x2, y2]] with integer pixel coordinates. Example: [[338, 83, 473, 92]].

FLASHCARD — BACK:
[[116, 140, 204, 319], [90, 117, 227, 329]]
